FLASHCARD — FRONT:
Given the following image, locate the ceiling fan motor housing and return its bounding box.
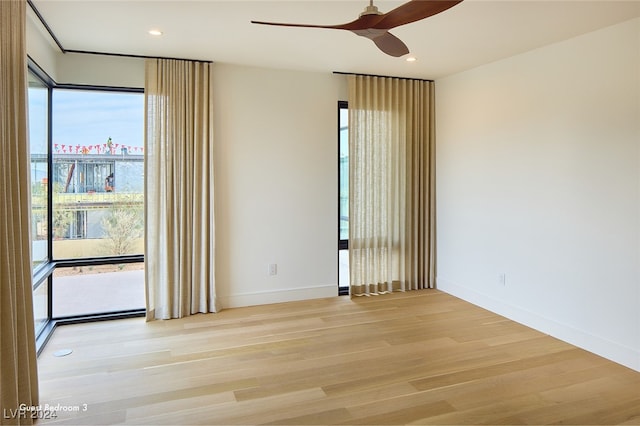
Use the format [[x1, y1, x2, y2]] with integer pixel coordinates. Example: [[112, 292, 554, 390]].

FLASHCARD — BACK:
[[360, 4, 382, 17]]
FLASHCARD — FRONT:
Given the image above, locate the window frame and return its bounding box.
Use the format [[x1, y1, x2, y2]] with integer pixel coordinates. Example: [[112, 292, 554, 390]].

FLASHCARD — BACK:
[[27, 58, 146, 354]]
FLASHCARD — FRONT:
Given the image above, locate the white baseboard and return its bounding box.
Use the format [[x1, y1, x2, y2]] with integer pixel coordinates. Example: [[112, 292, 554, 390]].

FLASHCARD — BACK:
[[437, 277, 640, 373], [220, 284, 339, 309]]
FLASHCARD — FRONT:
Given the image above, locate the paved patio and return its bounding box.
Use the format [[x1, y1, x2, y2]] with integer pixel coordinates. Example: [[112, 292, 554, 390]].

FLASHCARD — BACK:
[[53, 269, 145, 317]]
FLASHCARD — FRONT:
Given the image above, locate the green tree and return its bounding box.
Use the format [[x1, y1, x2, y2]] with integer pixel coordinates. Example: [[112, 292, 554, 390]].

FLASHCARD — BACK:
[[31, 180, 47, 239], [101, 196, 143, 255], [53, 209, 74, 239], [31, 180, 76, 239], [51, 182, 75, 239]]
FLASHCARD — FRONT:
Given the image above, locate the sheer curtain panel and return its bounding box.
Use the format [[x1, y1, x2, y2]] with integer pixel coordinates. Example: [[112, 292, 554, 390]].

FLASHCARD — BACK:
[[0, 0, 40, 422], [145, 59, 219, 320], [348, 75, 435, 297]]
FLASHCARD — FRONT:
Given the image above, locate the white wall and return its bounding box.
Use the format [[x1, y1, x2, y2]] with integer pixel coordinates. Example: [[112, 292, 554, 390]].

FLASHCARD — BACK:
[[213, 64, 347, 307], [436, 18, 640, 371], [26, 7, 59, 80], [55, 53, 144, 88]]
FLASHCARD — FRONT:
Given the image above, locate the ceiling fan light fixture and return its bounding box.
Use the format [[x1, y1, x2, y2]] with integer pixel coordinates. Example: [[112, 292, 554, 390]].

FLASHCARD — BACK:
[[148, 29, 163, 36], [406, 56, 417, 62]]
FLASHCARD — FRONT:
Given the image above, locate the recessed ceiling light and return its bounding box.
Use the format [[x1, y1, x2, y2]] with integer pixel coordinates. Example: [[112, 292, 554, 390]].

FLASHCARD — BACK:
[[406, 57, 417, 62], [148, 29, 163, 36]]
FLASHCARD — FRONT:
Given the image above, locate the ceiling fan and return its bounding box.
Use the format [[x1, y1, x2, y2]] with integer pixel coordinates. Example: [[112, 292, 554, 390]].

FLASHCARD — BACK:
[[251, 0, 464, 57]]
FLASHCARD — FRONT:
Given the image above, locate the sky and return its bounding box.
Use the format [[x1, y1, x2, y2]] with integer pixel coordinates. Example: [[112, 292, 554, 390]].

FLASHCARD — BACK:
[[28, 87, 144, 183], [52, 89, 144, 154]]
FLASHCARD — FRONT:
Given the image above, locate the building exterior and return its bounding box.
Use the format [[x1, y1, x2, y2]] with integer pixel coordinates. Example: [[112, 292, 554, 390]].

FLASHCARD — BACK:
[[31, 151, 143, 259]]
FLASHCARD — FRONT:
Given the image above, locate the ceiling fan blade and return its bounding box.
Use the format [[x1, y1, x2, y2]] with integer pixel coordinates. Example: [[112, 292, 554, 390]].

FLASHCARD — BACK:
[[252, 1, 464, 32], [370, 31, 410, 57], [251, 13, 385, 31], [251, 0, 463, 57], [250, 20, 347, 30], [372, 0, 464, 30]]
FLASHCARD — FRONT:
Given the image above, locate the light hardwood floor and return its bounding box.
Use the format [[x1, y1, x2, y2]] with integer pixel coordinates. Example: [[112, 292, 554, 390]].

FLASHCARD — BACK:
[[38, 290, 640, 425]]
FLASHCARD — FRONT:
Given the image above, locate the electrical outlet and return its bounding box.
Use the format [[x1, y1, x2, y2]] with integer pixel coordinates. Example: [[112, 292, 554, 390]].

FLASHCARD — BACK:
[[499, 273, 506, 286], [268, 263, 277, 276]]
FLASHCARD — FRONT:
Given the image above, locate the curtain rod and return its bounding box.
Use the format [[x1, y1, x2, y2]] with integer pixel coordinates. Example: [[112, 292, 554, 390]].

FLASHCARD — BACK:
[[333, 71, 433, 83], [27, 0, 213, 64]]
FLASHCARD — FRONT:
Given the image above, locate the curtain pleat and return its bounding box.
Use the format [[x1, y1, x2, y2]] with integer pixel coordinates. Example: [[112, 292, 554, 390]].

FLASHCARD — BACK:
[[145, 59, 219, 320], [348, 75, 435, 297], [0, 0, 40, 423]]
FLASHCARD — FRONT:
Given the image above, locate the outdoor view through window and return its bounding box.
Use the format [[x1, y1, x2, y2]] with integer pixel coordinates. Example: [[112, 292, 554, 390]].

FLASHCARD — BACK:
[[28, 70, 49, 333], [51, 89, 145, 317], [52, 89, 144, 259]]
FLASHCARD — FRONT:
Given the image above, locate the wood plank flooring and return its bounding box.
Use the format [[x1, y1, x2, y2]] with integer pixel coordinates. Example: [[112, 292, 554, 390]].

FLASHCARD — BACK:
[[37, 290, 640, 425]]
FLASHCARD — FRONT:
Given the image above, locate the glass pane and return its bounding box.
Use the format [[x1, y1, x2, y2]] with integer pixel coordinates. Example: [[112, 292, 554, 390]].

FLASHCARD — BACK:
[[339, 107, 349, 241], [52, 89, 144, 259], [33, 280, 49, 336], [52, 263, 145, 317], [339, 249, 349, 288], [29, 71, 49, 271]]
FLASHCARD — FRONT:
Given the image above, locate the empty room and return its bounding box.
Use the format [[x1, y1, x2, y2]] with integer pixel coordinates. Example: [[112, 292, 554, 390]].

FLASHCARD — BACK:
[[1, 0, 639, 424]]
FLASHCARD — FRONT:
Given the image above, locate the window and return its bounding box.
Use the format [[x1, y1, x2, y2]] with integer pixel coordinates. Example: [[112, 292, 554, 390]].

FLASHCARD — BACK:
[[28, 70, 49, 273], [52, 89, 144, 260], [52, 263, 145, 318], [339, 101, 349, 293], [28, 68, 51, 336], [26, 62, 146, 352], [51, 88, 145, 318]]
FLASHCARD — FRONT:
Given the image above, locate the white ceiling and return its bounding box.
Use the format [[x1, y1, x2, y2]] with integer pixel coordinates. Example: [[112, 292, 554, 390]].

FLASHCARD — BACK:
[[30, 0, 640, 79]]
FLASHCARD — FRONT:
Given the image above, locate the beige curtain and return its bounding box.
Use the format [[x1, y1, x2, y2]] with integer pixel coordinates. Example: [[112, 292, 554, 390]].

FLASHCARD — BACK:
[[145, 59, 219, 320], [0, 0, 40, 422], [348, 75, 435, 296]]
